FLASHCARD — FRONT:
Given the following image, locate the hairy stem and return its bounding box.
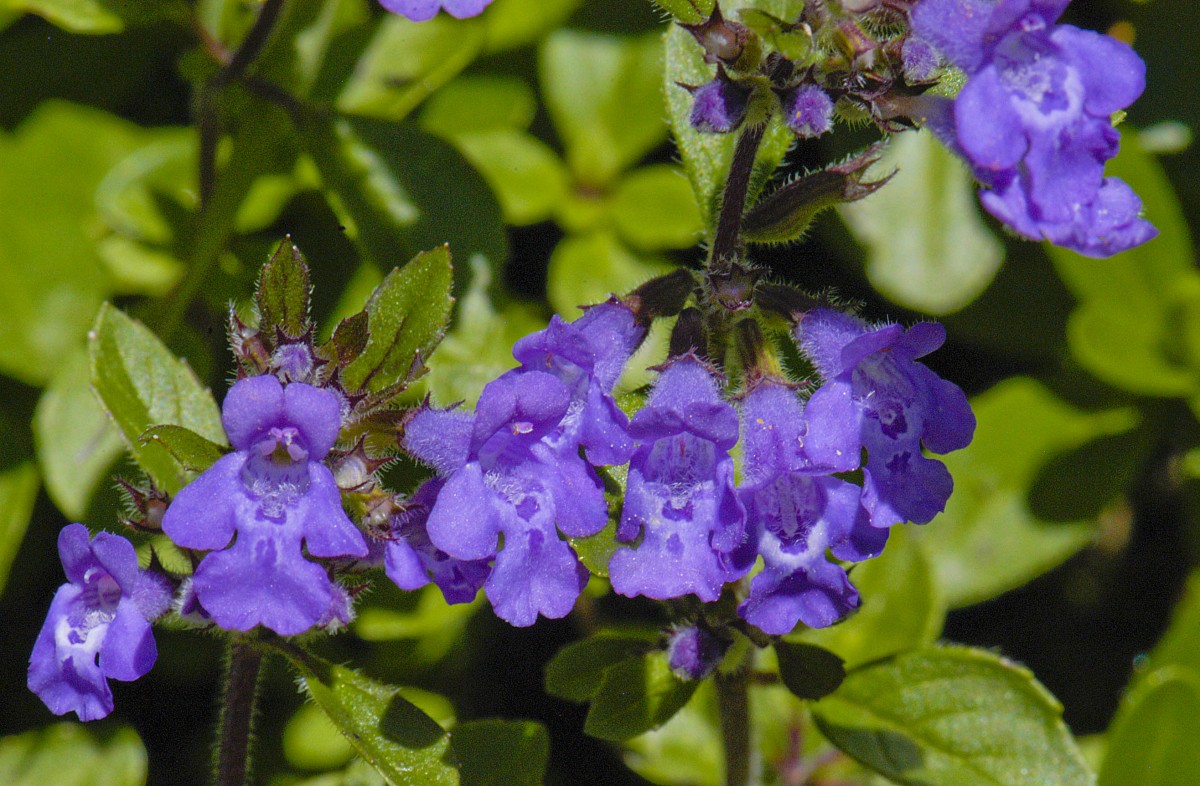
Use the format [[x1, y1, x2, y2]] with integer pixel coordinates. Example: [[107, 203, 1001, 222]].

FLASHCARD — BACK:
[[215, 641, 264, 786], [711, 121, 767, 269], [716, 666, 757, 786]]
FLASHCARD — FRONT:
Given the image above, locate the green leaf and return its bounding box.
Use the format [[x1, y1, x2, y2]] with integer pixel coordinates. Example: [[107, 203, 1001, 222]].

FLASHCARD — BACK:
[[774, 642, 846, 701], [917, 377, 1138, 607], [796, 526, 944, 667], [0, 461, 39, 598], [449, 130, 570, 226], [279, 646, 460, 786], [621, 681, 723, 786], [611, 164, 704, 251], [545, 632, 658, 703], [1048, 135, 1197, 396], [88, 304, 226, 494], [1141, 569, 1200, 678], [419, 75, 537, 136], [1099, 667, 1200, 786], [812, 646, 1095, 786], [303, 116, 506, 286], [34, 348, 124, 519], [0, 0, 183, 33], [256, 239, 313, 338], [540, 30, 666, 186], [650, 0, 711, 22], [425, 257, 544, 406], [482, 0, 581, 53], [840, 130, 1004, 315], [548, 231, 672, 319], [663, 1, 796, 228], [354, 585, 481, 664], [257, 0, 370, 101], [0, 102, 152, 385], [337, 13, 485, 122], [0, 723, 146, 786], [342, 246, 454, 393], [137, 425, 226, 474], [284, 703, 357, 772], [452, 720, 549, 786], [585, 649, 699, 741]]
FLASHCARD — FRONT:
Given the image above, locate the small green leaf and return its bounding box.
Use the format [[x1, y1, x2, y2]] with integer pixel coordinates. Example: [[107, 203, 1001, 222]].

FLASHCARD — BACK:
[[0, 102, 151, 385], [774, 642, 845, 701], [839, 130, 1003, 315], [0, 0, 183, 33], [611, 165, 704, 251], [1099, 667, 1200, 786], [0, 723, 147, 786], [1048, 135, 1197, 396], [88, 304, 226, 494], [917, 377, 1138, 607], [342, 246, 454, 393], [137, 425, 226, 474], [545, 632, 657, 703], [284, 703, 357, 772], [482, 0, 581, 53], [256, 239, 313, 338], [452, 720, 549, 786], [548, 231, 671, 319], [797, 527, 944, 668], [34, 348, 124, 519], [813, 646, 1095, 786], [649, 0, 711, 22], [354, 585, 481, 665], [540, 30, 666, 186], [337, 13, 485, 122], [419, 75, 537, 136], [621, 680, 723, 786], [303, 116, 506, 286], [1141, 570, 1200, 679], [584, 649, 699, 741], [0, 461, 39, 598], [278, 645, 460, 786], [450, 130, 570, 226]]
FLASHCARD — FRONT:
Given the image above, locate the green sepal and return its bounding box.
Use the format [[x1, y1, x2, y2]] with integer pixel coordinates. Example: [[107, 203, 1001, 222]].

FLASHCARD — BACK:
[[255, 239, 312, 339]]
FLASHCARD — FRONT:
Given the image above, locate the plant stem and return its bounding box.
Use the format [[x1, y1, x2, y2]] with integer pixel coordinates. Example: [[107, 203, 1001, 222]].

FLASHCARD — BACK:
[[215, 641, 264, 786], [716, 666, 757, 786], [711, 121, 767, 269]]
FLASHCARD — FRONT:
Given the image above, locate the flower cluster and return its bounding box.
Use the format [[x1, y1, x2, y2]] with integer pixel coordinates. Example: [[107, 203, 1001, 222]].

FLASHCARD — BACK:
[[680, 0, 1155, 257], [912, 0, 1155, 256]]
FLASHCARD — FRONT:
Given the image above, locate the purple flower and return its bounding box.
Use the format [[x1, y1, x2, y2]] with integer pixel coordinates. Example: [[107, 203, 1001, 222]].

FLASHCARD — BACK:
[[736, 381, 885, 635], [912, 0, 1155, 256], [384, 479, 491, 605], [609, 356, 751, 602], [797, 309, 975, 529], [405, 371, 607, 627], [28, 525, 170, 721], [511, 299, 645, 466], [378, 0, 494, 22], [687, 70, 752, 134], [782, 84, 834, 138], [162, 376, 368, 636]]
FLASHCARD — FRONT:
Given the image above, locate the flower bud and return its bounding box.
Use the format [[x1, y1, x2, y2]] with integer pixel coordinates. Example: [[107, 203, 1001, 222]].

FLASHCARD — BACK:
[[667, 625, 728, 681], [681, 3, 763, 72], [781, 84, 833, 138], [684, 67, 753, 134]]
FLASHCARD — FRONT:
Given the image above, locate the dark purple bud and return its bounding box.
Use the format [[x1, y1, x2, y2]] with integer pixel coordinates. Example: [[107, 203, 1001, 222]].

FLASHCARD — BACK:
[[686, 69, 753, 134], [667, 625, 728, 680], [782, 84, 833, 138], [626, 268, 697, 325], [681, 3, 763, 71], [668, 308, 708, 360], [706, 258, 761, 312]]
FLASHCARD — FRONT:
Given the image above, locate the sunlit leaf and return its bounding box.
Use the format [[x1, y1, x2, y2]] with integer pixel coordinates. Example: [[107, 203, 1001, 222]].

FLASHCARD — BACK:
[[1099, 667, 1200, 786], [0, 723, 146, 786], [584, 649, 698, 741], [88, 304, 226, 494], [0, 461, 39, 598], [813, 646, 1094, 786], [840, 130, 1003, 315]]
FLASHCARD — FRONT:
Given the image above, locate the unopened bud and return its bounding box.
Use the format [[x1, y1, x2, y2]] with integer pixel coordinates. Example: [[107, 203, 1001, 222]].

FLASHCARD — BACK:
[[681, 3, 763, 72], [667, 625, 727, 680]]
